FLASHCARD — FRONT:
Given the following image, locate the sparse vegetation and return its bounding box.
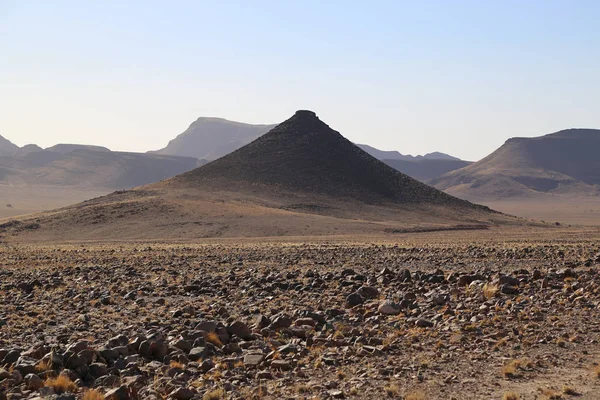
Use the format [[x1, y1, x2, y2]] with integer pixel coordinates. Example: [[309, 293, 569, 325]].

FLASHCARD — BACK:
[[82, 389, 104, 400], [384, 383, 401, 397], [482, 283, 499, 299], [45, 375, 78, 394], [405, 390, 427, 400], [203, 388, 225, 400], [170, 360, 185, 369], [562, 386, 578, 396], [205, 331, 223, 347]]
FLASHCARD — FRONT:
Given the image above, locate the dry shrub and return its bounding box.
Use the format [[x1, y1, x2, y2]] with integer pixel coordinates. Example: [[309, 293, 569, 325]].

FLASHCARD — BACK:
[[205, 332, 223, 347], [482, 283, 499, 299], [204, 388, 225, 400], [170, 360, 185, 369], [538, 388, 563, 399], [36, 359, 52, 372], [82, 389, 104, 400], [562, 386, 579, 396], [502, 359, 532, 378], [297, 384, 312, 394], [405, 390, 426, 400], [384, 383, 401, 397], [45, 375, 78, 394]]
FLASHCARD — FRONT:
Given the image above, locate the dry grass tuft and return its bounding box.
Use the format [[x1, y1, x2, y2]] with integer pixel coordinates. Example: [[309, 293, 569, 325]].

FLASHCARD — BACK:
[[405, 390, 426, 400], [538, 388, 564, 399], [562, 386, 579, 396], [502, 359, 531, 378], [82, 389, 104, 400], [36, 359, 52, 372], [384, 383, 401, 397], [205, 332, 223, 347], [45, 375, 78, 394], [297, 384, 312, 394], [593, 364, 600, 379], [203, 388, 225, 400], [169, 360, 185, 369], [503, 392, 520, 400], [482, 283, 499, 299]]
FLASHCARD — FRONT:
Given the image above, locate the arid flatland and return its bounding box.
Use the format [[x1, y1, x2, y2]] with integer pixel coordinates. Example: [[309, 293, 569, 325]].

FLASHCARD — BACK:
[[2, 228, 600, 399]]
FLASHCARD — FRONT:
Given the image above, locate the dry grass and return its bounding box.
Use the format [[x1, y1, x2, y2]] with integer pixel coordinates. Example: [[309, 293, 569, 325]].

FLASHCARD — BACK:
[[502, 359, 532, 378], [593, 364, 600, 378], [170, 360, 185, 369], [297, 384, 312, 394], [82, 389, 104, 400], [482, 283, 499, 299], [203, 388, 225, 400], [503, 392, 520, 400], [36, 359, 52, 372], [538, 388, 564, 399], [384, 383, 401, 397], [45, 375, 78, 394], [405, 390, 426, 400], [562, 386, 579, 396], [205, 332, 223, 347]]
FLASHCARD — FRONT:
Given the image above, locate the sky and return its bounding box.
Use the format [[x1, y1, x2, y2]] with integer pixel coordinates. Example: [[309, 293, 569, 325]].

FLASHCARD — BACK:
[[1, 1, 599, 161]]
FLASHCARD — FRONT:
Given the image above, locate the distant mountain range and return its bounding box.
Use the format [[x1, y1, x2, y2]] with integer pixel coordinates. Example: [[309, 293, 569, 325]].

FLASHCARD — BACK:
[[4, 123, 597, 207], [0, 136, 203, 189], [356, 144, 461, 162], [431, 129, 600, 199], [3, 111, 501, 241], [148, 118, 467, 182], [150, 118, 277, 161]]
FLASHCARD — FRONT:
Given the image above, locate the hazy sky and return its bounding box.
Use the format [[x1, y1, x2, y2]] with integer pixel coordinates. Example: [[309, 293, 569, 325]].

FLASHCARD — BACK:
[[1, 1, 599, 161]]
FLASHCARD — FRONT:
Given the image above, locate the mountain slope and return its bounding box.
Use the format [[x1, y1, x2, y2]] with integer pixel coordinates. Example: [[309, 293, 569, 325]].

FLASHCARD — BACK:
[[3, 111, 510, 242], [432, 129, 600, 199], [152, 117, 276, 160], [383, 158, 472, 183], [0, 135, 19, 156]]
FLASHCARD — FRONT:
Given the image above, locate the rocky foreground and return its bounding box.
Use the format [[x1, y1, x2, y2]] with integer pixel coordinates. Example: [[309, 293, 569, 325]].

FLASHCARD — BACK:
[[1, 237, 600, 399]]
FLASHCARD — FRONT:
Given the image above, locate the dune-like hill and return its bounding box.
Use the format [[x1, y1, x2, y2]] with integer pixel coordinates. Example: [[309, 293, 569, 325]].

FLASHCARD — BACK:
[[151, 117, 277, 160], [432, 129, 600, 199], [3, 111, 512, 242], [383, 158, 472, 183]]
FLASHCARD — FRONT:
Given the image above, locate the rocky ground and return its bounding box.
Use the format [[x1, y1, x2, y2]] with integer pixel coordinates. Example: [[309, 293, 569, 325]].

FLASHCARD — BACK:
[[1, 235, 600, 399]]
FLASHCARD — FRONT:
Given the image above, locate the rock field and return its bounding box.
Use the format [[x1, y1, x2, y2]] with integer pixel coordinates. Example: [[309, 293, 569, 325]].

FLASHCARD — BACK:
[[1, 238, 600, 399]]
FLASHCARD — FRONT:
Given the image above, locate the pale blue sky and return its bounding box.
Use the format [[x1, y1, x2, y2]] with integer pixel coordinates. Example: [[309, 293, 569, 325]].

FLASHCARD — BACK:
[[1, 0, 599, 160]]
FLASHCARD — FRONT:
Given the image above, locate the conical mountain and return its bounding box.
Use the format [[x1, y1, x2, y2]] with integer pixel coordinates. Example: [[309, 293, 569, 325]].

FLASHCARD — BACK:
[[168, 110, 475, 207], [3, 111, 508, 242]]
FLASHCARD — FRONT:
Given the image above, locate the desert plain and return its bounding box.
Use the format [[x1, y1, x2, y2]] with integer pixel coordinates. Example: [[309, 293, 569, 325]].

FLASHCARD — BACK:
[[2, 226, 600, 400]]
